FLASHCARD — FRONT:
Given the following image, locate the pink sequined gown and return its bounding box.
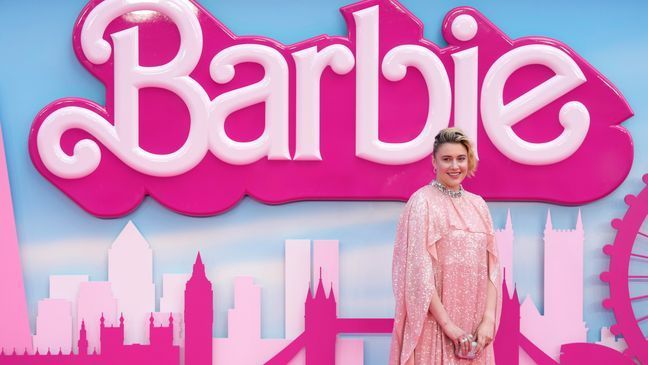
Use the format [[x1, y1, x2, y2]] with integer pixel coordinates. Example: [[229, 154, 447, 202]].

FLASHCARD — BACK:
[[390, 184, 502, 365]]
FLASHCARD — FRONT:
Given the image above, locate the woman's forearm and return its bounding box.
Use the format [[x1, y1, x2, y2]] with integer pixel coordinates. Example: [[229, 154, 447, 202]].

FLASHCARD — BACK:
[[483, 278, 497, 324], [429, 289, 452, 329], [430, 287, 471, 352]]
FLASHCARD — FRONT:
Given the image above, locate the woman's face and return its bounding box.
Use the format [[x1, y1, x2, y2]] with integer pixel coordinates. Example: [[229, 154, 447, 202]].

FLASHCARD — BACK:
[[432, 142, 468, 191]]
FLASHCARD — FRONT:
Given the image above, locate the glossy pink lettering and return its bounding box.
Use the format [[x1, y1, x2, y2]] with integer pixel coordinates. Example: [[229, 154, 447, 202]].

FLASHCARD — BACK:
[[29, 0, 633, 217]]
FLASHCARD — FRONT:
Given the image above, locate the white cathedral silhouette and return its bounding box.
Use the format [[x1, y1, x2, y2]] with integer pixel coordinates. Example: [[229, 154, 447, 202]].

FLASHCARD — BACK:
[[495, 209, 626, 363]]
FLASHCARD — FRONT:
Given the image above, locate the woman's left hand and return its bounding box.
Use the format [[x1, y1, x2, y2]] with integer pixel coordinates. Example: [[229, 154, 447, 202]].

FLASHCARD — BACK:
[[474, 317, 495, 355]]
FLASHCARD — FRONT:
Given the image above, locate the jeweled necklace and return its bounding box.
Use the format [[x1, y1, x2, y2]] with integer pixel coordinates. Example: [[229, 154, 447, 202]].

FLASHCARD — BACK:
[[431, 179, 463, 198]]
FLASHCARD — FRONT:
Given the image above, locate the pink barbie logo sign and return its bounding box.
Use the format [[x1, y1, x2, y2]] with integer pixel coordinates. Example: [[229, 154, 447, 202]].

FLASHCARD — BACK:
[[29, 0, 633, 217]]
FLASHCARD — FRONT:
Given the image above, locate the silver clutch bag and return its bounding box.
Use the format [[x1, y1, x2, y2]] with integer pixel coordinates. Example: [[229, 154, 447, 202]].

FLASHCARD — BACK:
[[454, 336, 478, 359]]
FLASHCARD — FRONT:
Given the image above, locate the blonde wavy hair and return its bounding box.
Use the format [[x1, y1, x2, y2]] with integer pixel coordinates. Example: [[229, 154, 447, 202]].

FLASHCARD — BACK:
[[432, 127, 478, 177]]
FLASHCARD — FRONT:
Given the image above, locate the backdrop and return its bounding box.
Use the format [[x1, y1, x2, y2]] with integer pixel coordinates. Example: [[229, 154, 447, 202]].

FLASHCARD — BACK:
[[0, 0, 646, 364]]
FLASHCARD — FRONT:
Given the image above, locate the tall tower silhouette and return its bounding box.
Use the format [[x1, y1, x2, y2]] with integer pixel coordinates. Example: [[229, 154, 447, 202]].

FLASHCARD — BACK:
[[78, 320, 89, 356], [304, 269, 336, 364], [184, 253, 213, 365], [0, 123, 32, 352], [494, 276, 520, 364]]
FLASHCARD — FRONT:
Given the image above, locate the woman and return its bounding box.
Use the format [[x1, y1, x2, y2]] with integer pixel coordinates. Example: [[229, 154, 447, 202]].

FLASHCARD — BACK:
[[390, 128, 501, 364]]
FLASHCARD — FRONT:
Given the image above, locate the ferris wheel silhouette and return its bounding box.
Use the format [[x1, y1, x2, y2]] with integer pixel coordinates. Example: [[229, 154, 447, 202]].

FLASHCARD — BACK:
[[521, 173, 648, 365], [600, 173, 648, 364]]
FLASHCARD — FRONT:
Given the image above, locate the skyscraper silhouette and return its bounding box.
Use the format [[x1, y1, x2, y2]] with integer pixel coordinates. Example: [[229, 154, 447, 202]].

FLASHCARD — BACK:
[[184, 253, 213, 365], [108, 222, 155, 345]]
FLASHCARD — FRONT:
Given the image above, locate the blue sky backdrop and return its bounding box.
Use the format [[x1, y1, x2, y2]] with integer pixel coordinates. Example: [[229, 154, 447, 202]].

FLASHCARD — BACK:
[[1, 0, 647, 363]]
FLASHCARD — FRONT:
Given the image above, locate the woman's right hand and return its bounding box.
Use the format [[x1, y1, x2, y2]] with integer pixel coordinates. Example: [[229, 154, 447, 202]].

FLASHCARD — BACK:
[[442, 321, 471, 356]]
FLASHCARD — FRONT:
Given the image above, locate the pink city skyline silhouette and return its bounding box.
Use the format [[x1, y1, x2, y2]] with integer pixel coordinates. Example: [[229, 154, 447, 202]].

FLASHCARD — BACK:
[[0, 254, 207, 365], [0, 248, 394, 365], [0, 123, 636, 364]]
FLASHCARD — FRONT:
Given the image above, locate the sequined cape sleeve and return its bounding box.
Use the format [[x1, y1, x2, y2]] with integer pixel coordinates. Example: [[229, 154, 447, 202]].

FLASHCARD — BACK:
[[479, 196, 503, 336], [389, 189, 441, 365]]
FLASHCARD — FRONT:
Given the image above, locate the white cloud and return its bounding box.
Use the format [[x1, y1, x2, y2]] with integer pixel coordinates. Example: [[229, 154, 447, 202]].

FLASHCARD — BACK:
[[21, 238, 110, 272], [21, 203, 403, 269], [146, 204, 402, 258]]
